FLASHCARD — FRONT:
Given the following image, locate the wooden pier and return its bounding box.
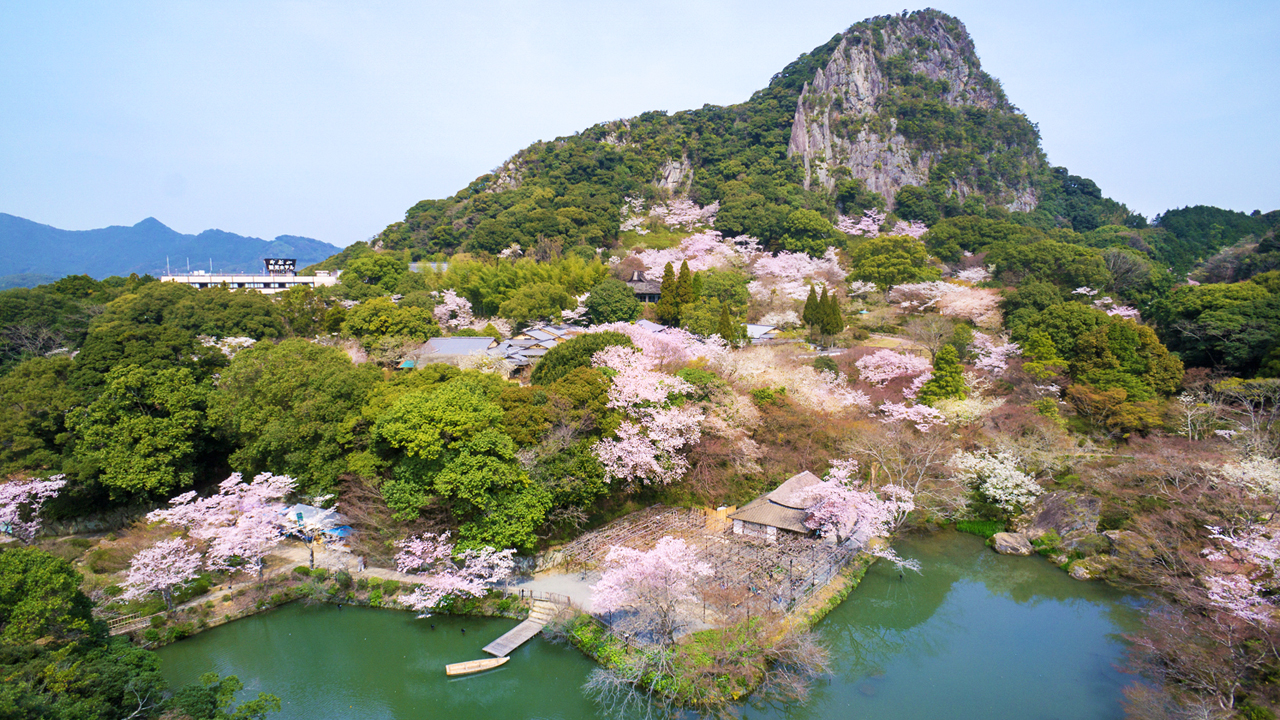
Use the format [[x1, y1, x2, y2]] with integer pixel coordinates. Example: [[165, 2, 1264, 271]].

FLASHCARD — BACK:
[[482, 599, 558, 657]]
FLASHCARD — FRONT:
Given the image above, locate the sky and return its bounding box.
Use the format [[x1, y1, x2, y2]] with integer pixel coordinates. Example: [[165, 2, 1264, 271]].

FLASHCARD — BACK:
[[1, 1, 1277, 248]]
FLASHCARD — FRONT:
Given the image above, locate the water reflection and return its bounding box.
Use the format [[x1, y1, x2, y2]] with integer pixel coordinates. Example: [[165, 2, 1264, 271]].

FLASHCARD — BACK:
[[158, 532, 1141, 720], [746, 531, 1142, 720]]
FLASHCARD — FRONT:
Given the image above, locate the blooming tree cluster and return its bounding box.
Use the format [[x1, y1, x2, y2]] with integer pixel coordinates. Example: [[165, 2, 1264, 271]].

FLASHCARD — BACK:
[[432, 290, 474, 329], [953, 266, 992, 283], [848, 280, 880, 296], [756, 309, 802, 328], [394, 531, 515, 616], [631, 231, 750, 273], [0, 475, 66, 544], [591, 536, 712, 643], [121, 537, 204, 611], [936, 287, 1002, 328], [878, 401, 947, 432], [888, 281, 964, 310], [591, 345, 703, 486], [199, 335, 257, 359], [835, 209, 886, 237], [888, 220, 928, 239], [796, 460, 920, 571], [948, 449, 1043, 514], [561, 293, 590, 323], [748, 248, 846, 301], [1092, 295, 1141, 321], [619, 196, 719, 234], [587, 321, 718, 367], [716, 346, 870, 414], [972, 333, 1020, 377], [855, 350, 932, 387], [1217, 455, 1280, 497], [497, 243, 523, 259], [149, 472, 295, 578]]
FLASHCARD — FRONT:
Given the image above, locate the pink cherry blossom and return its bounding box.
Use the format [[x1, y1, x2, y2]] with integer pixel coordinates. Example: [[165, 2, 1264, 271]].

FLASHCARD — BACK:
[[878, 402, 947, 432], [433, 290, 474, 329], [836, 209, 886, 237], [149, 472, 295, 578], [855, 350, 932, 386], [591, 536, 712, 642], [120, 537, 204, 611], [888, 220, 928, 239], [972, 333, 1020, 377], [0, 475, 65, 544], [393, 531, 515, 615]]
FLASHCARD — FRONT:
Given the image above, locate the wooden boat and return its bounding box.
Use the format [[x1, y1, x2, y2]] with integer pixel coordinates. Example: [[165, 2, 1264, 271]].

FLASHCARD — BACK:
[[445, 656, 509, 676]]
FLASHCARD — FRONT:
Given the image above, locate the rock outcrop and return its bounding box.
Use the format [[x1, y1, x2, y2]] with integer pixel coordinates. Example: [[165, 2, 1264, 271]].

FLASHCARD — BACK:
[[991, 532, 1033, 556], [786, 11, 1041, 210], [1015, 491, 1102, 542]]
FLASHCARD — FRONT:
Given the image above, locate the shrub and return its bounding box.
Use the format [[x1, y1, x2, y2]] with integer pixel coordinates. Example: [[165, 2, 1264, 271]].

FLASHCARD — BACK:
[[356, 578, 369, 590], [292, 566, 312, 577], [310, 568, 329, 582], [334, 570, 353, 589], [368, 589, 383, 607], [955, 520, 1005, 539], [381, 580, 400, 596]]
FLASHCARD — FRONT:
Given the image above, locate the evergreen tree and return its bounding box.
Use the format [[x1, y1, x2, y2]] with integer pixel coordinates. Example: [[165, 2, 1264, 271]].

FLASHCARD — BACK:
[[917, 345, 967, 404], [803, 285, 819, 327], [655, 262, 680, 326], [821, 290, 844, 337], [675, 261, 695, 307], [717, 303, 737, 345]]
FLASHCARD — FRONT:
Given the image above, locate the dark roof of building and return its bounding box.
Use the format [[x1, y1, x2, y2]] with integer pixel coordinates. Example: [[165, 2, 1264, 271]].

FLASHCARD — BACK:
[[729, 497, 811, 534], [767, 470, 822, 508], [419, 337, 498, 356], [728, 470, 823, 534]]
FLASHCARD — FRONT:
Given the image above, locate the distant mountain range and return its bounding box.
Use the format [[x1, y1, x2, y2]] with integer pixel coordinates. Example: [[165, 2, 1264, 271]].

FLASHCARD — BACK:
[[0, 214, 341, 286]]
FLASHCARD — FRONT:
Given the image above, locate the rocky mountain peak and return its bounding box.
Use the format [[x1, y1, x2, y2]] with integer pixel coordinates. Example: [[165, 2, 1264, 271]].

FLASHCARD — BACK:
[[788, 10, 1040, 212]]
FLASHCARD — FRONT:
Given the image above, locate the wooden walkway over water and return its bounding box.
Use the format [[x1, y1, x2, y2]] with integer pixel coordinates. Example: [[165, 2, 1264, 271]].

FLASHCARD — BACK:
[[482, 599, 558, 657]]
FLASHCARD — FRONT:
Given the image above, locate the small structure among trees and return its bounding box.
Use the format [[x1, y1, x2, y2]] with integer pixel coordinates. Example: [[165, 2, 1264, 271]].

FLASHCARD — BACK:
[[729, 471, 825, 543]]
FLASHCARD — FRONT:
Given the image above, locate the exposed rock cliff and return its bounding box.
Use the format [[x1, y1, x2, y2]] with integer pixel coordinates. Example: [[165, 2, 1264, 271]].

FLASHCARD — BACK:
[[787, 12, 1041, 211]]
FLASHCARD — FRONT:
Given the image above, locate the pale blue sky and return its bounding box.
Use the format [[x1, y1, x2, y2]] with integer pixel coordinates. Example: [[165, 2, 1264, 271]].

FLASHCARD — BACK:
[[2, 1, 1276, 247]]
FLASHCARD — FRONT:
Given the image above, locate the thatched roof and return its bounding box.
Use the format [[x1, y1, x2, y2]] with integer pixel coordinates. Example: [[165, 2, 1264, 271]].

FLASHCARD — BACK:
[[728, 470, 822, 534]]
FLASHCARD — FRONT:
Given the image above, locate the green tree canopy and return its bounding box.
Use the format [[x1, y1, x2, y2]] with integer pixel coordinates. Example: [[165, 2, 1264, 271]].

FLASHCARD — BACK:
[[530, 331, 633, 386], [585, 277, 640, 324], [209, 339, 381, 493], [779, 209, 835, 257], [70, 365, 209, 500], [846, 235, 938, 288]]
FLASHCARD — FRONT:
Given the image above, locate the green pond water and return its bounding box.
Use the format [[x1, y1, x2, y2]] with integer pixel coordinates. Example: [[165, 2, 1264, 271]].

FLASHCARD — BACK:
[[158, 531, 1143, 719]]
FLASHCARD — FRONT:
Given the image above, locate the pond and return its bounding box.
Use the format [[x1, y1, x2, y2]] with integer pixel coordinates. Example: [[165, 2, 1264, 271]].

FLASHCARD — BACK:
[[158, 531, 1143, 719]]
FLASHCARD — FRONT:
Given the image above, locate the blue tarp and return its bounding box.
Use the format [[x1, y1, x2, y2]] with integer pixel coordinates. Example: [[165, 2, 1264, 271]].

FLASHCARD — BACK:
[[324, 525, 354, 537]]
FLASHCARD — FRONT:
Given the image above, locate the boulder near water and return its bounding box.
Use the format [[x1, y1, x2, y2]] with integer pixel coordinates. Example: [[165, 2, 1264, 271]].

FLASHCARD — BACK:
[[1015, 492, 1101, 541], [991, 532, 1034, 556]]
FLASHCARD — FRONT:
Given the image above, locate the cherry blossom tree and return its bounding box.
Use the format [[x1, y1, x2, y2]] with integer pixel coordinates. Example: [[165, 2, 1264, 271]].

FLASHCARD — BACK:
[[878, 401, 947, 432], [432, 290, 474, 329], [561, 293, 590, 323], [121, 537, 204, 611], [953, 266, 992, 283], [0, 475, 66, 544], [591, 536, 712, 644], [796, 460, 920, 572], [948, 449, 1043, 515], [748, 248, 846, 302], [590, 344, 703, 486], [854, 350, 932, 386], [936, 287, 1001, 327], [149, 472, 294, 580], [497, 243, 523, 259], [972, 333, 1021, 377], [394, 532, 515, 616], [835, 209, 886, 237], [888, 220, 928, 239]]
